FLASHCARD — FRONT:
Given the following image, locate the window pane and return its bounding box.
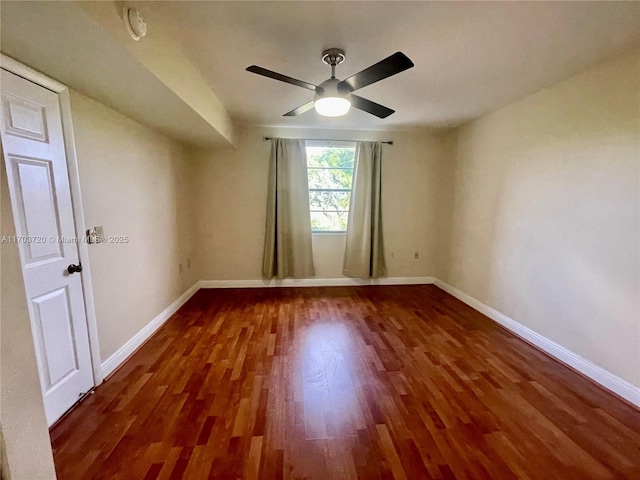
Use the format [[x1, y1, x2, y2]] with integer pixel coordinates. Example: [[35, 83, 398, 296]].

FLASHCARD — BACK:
[[306, 144, 355, 233], [310, 211, 349, 232], [309, 191, 351, 211], [308, 167, 353, 189], [307, 147, 355, 168]]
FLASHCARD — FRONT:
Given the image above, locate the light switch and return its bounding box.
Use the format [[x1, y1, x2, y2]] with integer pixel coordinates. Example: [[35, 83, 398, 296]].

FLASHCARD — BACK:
[[94, 226, 105, 243]]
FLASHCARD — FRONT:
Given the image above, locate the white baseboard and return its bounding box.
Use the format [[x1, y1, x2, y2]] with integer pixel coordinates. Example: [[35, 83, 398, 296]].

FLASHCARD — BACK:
[[433, 279, 640, 408], [198, 276, 435, 289], [100, 282, 200, 378]]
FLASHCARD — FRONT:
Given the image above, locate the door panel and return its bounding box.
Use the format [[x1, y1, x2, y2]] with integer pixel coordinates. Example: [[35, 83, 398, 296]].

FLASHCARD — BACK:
[[33, 287, 79, 390], [3, 94, 49, 142], [1, 69, 93, 425], [11, 156, 63, 262]]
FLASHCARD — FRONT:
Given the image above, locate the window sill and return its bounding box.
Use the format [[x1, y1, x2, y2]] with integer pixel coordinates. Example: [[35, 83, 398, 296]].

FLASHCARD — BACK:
[[312, 232, 346, 236]]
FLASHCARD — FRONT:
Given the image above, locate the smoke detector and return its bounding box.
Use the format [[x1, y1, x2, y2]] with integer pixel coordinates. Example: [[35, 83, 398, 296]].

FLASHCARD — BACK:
[[122, 7, 147, 41]]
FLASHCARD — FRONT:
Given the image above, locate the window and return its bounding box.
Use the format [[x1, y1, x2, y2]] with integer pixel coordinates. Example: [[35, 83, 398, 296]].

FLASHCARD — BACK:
[[306, 141, 356, 233]]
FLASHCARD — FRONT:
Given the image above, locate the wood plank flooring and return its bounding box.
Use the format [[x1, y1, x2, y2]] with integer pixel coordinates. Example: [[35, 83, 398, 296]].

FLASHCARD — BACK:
[[50, 285, 640, 479]]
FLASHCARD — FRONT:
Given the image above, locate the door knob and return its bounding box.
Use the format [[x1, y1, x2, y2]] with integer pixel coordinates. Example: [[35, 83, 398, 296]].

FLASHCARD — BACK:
[[67, 263, 83, 274]]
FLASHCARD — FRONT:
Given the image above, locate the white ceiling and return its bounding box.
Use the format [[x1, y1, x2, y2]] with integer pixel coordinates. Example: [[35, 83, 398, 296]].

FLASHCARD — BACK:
[[148, 0, 640, 130], [2, 1, 639, 139]]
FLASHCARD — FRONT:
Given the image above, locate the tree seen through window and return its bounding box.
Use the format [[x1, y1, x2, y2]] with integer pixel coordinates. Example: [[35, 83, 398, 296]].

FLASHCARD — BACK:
[[306, 143, 356, 232]]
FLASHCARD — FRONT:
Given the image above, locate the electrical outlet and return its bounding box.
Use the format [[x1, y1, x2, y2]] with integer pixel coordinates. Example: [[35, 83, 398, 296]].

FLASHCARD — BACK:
[[414, 251, 419, 259]]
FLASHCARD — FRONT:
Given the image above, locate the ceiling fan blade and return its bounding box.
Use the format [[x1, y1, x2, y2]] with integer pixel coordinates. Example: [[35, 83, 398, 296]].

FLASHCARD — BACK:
[[338, 52, 414, 93], [283, 101, 315, 117], [246, 65, 317, 91], [350, 95, 395, 118]]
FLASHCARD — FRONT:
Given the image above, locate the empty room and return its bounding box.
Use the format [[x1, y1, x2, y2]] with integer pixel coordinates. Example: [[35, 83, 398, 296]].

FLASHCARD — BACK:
[[1, 1, 639, 479]]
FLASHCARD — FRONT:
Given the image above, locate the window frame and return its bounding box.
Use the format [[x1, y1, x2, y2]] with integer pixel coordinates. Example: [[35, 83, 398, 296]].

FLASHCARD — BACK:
[[306, 140, 357, 234]]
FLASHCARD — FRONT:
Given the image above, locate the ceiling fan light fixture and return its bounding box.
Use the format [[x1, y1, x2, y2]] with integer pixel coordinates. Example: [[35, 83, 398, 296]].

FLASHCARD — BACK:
[[314, 96, 351, 117], [314, 77, 351, 117]]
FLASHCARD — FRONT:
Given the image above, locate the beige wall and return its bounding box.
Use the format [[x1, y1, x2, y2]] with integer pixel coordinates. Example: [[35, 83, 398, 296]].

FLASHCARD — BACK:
[[1, 165, 57, 479], [70, 91, 198, 361], [443, 50, 640, 386], [190, 126, 452, 281]]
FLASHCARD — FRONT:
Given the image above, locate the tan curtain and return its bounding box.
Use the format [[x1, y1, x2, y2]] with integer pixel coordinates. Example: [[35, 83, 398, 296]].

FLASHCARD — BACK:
[[343, 141, 386, 279], [262, 138, 315, 279]]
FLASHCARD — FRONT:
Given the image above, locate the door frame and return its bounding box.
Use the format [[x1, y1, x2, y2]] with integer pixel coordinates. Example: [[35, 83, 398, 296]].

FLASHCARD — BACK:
[[1, 53, 103, 386]]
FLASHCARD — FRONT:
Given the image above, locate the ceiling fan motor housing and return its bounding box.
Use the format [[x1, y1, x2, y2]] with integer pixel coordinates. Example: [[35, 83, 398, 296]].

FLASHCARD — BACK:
[[316, 78, 351, 100]]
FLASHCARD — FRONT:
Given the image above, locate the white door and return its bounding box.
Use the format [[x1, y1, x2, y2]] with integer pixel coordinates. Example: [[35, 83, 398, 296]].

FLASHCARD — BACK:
[[0, 69, 93, 425]]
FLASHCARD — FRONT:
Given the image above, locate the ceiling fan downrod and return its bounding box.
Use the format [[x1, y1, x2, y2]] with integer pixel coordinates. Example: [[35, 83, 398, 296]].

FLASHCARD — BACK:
[[322, 48, 346, 79]]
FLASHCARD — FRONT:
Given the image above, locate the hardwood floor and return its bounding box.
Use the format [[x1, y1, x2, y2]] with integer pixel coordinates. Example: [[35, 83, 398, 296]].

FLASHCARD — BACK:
[[50, 285, 640, 479]]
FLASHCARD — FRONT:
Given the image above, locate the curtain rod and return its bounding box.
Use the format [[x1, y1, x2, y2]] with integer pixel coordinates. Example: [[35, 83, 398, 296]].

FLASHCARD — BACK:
[[263, 136, 393, 145]]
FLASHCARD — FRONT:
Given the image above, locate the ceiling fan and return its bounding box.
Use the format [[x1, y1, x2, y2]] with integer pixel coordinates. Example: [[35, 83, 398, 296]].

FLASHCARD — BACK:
[[246, 48, 414, 118]]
